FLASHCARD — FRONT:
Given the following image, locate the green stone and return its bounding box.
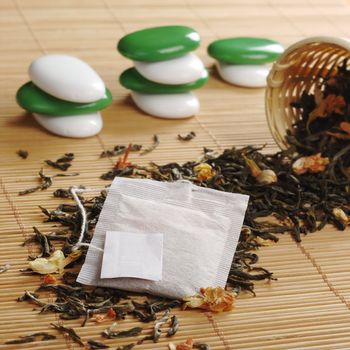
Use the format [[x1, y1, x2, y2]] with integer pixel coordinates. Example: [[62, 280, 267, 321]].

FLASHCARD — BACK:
[[207, 37, 284, 64], [117, 26, 200, 62], [16, 82, 112, 116], [119, 68, 208, 94]]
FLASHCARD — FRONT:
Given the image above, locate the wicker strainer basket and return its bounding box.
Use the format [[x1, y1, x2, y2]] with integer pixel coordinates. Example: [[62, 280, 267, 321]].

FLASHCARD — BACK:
[[266, 36, 350, 150]]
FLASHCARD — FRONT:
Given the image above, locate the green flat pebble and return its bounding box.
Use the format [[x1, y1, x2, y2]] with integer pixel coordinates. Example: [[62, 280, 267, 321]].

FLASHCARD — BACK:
[[117, 25, 200, 62], [208, 37, 284, 65], [119, 67, 208, 94], [16, 82, 112, 116]]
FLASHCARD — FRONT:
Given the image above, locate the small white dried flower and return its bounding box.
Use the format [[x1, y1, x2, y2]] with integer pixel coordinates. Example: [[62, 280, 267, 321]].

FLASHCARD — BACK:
[[333, 208, 348, 225], [256, 169, 277, 184]]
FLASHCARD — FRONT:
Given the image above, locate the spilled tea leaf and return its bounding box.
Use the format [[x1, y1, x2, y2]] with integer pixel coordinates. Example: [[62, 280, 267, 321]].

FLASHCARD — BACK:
[[140, 134, 159, 155], [178, 131, 196, 141], [16, 149, 28, 159]]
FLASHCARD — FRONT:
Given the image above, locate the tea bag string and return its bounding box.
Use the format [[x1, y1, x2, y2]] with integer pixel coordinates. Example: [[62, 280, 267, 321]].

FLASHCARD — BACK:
[[70, 187, 105, 253]]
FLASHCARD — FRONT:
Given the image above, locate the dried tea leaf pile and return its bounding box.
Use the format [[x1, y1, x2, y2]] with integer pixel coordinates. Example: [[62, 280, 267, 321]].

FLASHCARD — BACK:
[[13, 61, 350, 347]]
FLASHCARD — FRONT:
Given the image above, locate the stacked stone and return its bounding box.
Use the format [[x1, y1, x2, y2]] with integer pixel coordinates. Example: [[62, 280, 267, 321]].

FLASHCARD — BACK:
[[16, 55, 112, 138], [118, 25, 208, 119], [208, 37, 284, 88]]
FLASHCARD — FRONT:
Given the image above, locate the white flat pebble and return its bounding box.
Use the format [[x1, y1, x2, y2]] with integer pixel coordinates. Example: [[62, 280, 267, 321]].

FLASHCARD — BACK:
[[29, 54, 106, 103], [131, 92, 199, 119], [134, 53, 205, 85], [33, 112, 102, 138], [216, 62, 270, 87]]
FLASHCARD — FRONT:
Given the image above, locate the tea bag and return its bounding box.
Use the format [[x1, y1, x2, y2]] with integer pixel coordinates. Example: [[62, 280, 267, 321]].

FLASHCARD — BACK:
[[78, 178, 249, 299]]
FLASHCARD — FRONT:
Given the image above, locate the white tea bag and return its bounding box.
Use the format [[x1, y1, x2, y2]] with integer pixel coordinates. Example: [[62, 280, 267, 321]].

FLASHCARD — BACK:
[[78, 178, 249, 299]]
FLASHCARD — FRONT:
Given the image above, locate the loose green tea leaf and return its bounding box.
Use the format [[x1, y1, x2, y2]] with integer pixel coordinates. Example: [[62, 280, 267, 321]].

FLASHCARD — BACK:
[[102, 325, 143, 339], [18, 169, 79, 196], [177, 131, 196, 141], [194, 343, 210, 350], [51, 323, 84, 346], [100, 144, 142, 158], [45, 153, 74, 171], [140, 134, 159, 155], [16, 149, 28, 159], [5, 336, 36, 344], [5, 332, 56, 344], [116, 344, 135, 350], [87, 339, 110, 349], [167, 315, 179, 337]]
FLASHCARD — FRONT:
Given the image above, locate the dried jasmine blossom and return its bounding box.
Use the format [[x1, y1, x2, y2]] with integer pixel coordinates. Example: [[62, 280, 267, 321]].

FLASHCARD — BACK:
[[28, 250, 81, 274], [184, 287, 235, 312]]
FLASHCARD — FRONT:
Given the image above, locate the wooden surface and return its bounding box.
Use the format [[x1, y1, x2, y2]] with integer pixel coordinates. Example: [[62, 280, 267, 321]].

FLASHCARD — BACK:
[[1, 0, 350, 349]]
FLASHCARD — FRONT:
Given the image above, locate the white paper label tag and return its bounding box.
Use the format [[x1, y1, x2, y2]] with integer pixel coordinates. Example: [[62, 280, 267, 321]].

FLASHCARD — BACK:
[[100, 231, 163, 281]]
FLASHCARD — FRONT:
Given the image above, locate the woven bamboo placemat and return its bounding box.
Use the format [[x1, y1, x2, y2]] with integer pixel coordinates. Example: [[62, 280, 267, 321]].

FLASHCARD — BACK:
[[1, 0, 350, 349]]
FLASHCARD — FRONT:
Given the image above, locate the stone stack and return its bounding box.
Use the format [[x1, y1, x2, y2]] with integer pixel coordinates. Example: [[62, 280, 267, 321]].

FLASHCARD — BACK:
[[16, 55, 112, 138], [118, 25, 208, 119], [208, 37, 284, 88]]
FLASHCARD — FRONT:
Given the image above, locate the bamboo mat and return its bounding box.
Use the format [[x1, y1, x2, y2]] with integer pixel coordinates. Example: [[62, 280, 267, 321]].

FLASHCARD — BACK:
[[1, 0, 350, 349]]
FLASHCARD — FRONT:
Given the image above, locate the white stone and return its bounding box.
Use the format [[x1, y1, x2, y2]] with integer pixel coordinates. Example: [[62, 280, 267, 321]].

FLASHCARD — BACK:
[[29, 54, 106, 103], [216, 62, 270, 88], [134, 53, 205, 85], [131, 92, 199, 119], [33, 112, 102, 138]]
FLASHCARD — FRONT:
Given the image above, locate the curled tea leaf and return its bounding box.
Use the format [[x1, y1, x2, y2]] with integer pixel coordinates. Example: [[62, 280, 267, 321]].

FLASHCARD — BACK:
[[178, 131, 196, 141], [167, 315, 179, 337], [16, 149, 28, 159], [193, 343, 210, 350], [327, 121, 350, 140], [51, 323, 84, 346], [5, 332, 56, 344], [116, 344, 135, 350], [87, 339, 110, 349], [309, 93, 345, 125], [102, 324, 142, 339], [45, 153, 74, 171], [140, 134, 160, 155]]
